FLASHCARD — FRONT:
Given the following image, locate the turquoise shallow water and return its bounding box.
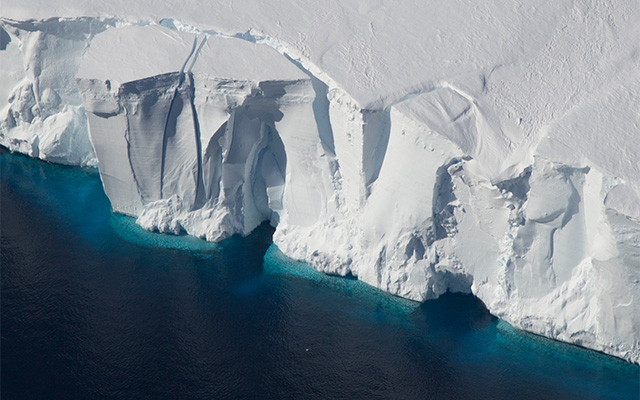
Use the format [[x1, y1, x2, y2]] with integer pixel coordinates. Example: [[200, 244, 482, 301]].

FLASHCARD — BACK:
[[1, 149, 638, 399]]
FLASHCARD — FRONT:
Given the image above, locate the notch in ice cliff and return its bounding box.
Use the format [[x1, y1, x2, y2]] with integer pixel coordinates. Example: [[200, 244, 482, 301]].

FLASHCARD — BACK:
[[0, 13, 638, 365]]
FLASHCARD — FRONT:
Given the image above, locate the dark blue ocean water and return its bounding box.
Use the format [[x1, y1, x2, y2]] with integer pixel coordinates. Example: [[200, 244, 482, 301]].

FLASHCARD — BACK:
[[1, 149, 638, 400]]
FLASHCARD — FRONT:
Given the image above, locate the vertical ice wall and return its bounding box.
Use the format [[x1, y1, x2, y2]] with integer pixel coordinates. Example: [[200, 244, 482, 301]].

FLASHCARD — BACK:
[[0, 18, 115, 165], [77, 25, 335, 241]]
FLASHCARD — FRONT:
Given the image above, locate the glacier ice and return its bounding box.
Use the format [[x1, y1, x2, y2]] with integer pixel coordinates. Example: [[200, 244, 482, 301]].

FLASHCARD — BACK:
[[0, 18, 115, 166], [1, 1, 639, 364], [76, 25, 326, 240]]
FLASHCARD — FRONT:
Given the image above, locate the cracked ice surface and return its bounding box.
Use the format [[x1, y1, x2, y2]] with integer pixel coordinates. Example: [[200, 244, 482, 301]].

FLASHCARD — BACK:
[[1, 0, 639, 363]]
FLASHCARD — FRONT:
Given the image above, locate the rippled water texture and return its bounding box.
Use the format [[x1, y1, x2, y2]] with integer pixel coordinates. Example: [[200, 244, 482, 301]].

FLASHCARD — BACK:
[[1, 149, 638, 399]]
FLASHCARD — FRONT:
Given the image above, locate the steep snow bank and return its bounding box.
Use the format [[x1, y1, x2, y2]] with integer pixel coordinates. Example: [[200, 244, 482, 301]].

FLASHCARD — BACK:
[[1, 4, 639, 364]]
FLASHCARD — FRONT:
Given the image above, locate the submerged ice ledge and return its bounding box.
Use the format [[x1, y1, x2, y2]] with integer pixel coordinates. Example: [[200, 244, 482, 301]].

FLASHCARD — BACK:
[[1, 16, 639, 364]]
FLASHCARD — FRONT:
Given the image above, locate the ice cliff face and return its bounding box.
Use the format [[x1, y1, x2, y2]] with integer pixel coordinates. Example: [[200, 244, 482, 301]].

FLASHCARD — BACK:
[[76, 25, 317, 238], [1, 2, 639, 364], [0, 18, 112, 166]]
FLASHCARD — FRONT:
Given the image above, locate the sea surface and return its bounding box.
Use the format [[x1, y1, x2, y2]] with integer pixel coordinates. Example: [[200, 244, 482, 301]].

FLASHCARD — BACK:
[[1, 149, 638, 399]]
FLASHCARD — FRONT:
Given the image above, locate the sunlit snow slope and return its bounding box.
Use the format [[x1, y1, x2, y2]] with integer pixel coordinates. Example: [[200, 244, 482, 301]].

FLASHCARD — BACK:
[[1, 0, 639, 363]]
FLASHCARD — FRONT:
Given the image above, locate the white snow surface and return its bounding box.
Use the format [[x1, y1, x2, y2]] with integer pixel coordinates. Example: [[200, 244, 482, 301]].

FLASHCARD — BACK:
[[1, 1, 639, 363]]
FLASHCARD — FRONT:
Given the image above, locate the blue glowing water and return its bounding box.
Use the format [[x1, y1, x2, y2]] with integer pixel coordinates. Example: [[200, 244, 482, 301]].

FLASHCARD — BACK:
[[1, 149, 638, 399]]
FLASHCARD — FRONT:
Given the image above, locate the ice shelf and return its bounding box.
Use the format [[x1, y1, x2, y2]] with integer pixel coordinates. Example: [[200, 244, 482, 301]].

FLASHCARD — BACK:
[[1, 1, 638, 363]]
